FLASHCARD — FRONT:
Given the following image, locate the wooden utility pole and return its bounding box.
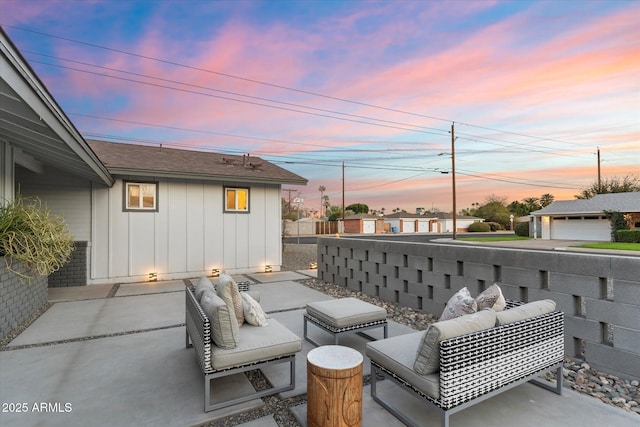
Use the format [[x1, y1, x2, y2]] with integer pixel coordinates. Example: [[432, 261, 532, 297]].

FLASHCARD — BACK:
[[597, 146, 601, 192], [451, 123, 457, 240], [342, 161, 345, 221]]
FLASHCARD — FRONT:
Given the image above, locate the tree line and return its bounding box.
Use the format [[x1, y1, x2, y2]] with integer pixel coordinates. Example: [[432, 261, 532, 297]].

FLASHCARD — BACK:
[[284, 175, 639, 226]]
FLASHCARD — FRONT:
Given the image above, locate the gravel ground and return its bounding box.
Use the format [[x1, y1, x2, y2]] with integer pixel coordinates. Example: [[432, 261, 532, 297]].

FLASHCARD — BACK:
[[283, 243, 640, 417]]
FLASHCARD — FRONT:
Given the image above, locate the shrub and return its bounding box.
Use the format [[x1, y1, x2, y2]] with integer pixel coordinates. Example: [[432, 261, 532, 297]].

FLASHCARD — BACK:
[[485, 222, 504, 231], [604, 210, 629, 242], [514, 222, 530, 237], [615, 230, 640, 243], [0, 196, 74, 280], [468, 222, 491, 232]]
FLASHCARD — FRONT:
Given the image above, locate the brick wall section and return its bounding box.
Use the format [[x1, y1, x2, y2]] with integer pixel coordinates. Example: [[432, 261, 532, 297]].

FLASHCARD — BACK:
[[0, 259, 48, 340], [317, 237, 640, 380], [48, 241, 87, 287]]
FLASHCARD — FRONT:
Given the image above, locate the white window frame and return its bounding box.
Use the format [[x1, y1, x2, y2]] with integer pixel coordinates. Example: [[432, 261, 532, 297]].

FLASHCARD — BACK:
[[224, 187, 250, 213], [124, 181, 158, 212]]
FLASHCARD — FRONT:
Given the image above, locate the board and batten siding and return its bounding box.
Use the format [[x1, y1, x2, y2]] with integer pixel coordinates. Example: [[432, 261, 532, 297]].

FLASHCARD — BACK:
[[90, 178, 282, 284], [14, 164, 92, 241]]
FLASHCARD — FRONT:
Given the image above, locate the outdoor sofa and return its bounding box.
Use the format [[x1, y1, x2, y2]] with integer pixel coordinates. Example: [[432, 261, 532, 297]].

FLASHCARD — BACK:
[[366, 299, 564, 427], [185, 277, 302, 411]]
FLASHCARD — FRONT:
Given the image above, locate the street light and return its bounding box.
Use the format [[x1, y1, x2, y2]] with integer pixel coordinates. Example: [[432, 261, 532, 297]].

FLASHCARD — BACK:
[[510, 214, 514, 231], [293, 196, 303, 244]]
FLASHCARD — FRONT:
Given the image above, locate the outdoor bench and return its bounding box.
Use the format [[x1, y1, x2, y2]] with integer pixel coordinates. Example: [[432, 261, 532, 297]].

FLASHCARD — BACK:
[[185, 285, 302, 411], [366, 300, 564, 427]]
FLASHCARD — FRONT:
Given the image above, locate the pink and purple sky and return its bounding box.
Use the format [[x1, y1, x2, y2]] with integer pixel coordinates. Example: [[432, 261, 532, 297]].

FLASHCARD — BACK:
[[2, 0, 638, 214]]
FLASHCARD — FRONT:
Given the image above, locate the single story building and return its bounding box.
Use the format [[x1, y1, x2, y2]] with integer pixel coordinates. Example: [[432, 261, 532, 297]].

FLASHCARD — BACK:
[[1, 28, 307, 285], [429, 212, 483, 233], [383, 212, 434, 233], [531, 192, 640, 241], [343, 214, 384, 234]]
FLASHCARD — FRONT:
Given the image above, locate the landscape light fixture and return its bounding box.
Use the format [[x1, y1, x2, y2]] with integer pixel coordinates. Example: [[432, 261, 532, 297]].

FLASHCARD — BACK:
[[309, 262, 317, 270], [211, 268, 220, 277], [265, 265, 273, 273], [148, 272, 158, 282]]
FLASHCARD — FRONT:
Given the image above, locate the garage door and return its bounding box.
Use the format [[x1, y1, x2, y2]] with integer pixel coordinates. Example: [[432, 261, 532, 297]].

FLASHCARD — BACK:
[[402, 220, 415, 233], [551, 218, 610, 241], [417, 221, 430, 232], [363, 220, 376, 234]]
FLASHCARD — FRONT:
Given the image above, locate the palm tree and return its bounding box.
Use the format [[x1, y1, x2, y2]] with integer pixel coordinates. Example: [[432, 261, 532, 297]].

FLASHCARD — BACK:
[[318, 185, 326, 216], [522, 197, 540, 211], [540, 193, 555, 207]]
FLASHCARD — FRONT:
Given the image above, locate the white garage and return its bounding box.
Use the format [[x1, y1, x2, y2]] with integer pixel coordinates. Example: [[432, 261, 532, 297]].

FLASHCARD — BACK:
[[363, 219, 377, 234], [533, 192, 640, 241], [549, 216, 610, 241]]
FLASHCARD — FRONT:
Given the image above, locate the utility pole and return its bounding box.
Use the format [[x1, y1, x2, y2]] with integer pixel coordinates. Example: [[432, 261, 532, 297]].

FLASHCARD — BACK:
[[597, 146, 601, 193], [342, 161, 345, 221], [451, 123, 457, 240]]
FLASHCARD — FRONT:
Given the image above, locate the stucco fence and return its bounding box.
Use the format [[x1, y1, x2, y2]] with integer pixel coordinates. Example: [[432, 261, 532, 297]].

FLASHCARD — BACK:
[[316, 237, 640, 380], [0, 259, 48, 341]]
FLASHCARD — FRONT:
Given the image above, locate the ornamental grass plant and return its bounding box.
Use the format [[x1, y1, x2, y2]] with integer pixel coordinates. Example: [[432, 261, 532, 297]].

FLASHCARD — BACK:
[[0, 196, 74, 281]]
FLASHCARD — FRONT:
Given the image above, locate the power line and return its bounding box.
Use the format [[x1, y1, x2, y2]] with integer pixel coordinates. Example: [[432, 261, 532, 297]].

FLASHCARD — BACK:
[[24, 52, 449, 136], [9, 25, 624, 152]]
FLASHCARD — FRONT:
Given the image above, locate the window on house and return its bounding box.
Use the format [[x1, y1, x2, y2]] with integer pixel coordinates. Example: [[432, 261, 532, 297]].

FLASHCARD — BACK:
[[124, 181, 158, 211], [225, 187, 249, 213]]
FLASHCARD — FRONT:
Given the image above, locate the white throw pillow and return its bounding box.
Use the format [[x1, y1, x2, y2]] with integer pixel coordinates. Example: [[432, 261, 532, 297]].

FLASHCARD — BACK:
[[476, 283, 506, 312], [439, 287, 477, 321], [216, 272, 245, 326], [241, 292, 268, 327]]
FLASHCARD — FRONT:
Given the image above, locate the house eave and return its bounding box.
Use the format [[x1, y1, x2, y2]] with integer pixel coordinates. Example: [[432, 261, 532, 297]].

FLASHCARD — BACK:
[[0, 28, 114, 187], [108, 168, 308, 186]]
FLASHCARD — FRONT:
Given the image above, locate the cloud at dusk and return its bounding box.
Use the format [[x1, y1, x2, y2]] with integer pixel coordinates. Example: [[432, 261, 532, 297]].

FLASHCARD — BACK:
[[2, 0, 638, 213]]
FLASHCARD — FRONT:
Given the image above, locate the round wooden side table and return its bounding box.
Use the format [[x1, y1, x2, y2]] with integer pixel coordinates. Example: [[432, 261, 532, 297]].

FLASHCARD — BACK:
[[307, 345, 363, 427]]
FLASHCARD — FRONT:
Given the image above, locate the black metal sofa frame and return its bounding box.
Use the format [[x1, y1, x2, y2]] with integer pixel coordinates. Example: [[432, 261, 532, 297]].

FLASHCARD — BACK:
[[368, 302, 564, 427], [185, 285, 299, 412]]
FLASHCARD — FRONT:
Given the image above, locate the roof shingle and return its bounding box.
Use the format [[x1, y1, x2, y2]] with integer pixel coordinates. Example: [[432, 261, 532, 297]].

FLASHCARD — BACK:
[[86, 140, 307, 185]]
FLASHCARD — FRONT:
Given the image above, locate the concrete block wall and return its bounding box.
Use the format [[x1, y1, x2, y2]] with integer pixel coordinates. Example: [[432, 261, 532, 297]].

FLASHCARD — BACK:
[[317, 237, 640, 380], [0, 259, 48, 340], [48, 241, 88, 287]]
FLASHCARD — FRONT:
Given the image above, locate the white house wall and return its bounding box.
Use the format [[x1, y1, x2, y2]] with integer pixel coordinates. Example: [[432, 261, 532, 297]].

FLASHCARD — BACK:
[[91, 178, 281, 284], [15, 164, 92, 241]]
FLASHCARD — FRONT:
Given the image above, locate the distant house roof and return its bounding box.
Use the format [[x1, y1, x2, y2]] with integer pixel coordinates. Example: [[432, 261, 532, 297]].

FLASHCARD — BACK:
[[430, 212, 481, 220], [345, 213, 379, 220], [532, 192, 640, 216], [384, 212, 423, 219], [87, 140, 307, 185]]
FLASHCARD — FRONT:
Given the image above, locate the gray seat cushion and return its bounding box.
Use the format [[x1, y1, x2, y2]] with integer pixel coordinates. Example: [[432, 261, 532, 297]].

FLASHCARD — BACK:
[[366, 332, 440, 399], [306, 297, 387, 328], [209, 318, 302, 371]]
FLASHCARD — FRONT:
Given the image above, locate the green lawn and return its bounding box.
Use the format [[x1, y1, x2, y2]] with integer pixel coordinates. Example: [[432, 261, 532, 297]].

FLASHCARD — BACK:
[[458, 236, 531, 242], [575, 242, 640, 251]]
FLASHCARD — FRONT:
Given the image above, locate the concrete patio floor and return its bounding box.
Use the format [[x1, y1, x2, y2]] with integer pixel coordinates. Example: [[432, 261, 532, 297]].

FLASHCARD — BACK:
[[1, 271, 637, 427]]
